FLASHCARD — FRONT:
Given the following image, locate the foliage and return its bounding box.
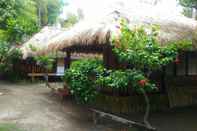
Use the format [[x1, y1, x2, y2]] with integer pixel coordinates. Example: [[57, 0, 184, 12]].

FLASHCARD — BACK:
[[6, 17, 38, 43], [95, 69, 157, 93], [0, 0, 15, 29], [63, 58, 157, 103], [0, 0, 62, 43], [0, 29, 9, 41], [60, 13, 79, 28], [111, 19, 192, 71], [179, 0, 197, 18], [29, 44, 55, 71], [0, 0, 39, 43], [34, 55, 55, 71], [110, 19, 191, 92], [179, 0, 197, 8], [63, 59, 102, 103], [182, 7, 193, 17], [47, 0, 63, 25], [34, 0, 63, 26], [0, 41, 22, 81], [0, 0, 62, 81]]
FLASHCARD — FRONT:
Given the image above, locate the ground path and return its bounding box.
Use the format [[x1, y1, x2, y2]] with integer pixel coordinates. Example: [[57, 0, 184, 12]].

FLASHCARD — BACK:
[[0, 82, 122, 131], [0, 82, 197, 131]]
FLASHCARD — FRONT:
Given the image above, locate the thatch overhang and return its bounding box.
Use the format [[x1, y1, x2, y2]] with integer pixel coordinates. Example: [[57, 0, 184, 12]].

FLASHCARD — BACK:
[[21, 26, 66, 59], [21, 7, 197, 59]]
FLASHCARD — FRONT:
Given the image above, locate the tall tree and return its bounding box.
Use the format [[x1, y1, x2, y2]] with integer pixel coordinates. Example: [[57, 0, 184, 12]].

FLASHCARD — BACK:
[[7, 0, 38, 42], [179, 0, 197, 8], [47, 0, 63, 25], [34, 0, 48, 27], [0, 0, 16, 29], [0, 0, 62, 43], [179, 0, 197, 19], [0, 0, 38, 43], [0, 0, 62, 44], [34, 0, 62, 26]]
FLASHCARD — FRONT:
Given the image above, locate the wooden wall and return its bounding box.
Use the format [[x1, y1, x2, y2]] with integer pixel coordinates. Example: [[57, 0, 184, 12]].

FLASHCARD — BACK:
[[158, 51, 197, 108], [92, 93, 169, 115], [93, 51, 197, 113], [14, 59, 56, 75]]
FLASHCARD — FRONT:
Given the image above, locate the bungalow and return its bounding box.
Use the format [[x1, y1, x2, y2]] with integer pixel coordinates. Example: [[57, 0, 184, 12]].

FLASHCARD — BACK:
[[20, 7, 197, 112]]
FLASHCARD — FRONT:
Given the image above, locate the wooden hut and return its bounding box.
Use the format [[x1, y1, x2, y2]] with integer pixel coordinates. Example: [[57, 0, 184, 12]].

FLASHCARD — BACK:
[[21, 7, 197, 112], [20, 26, 100, 80]]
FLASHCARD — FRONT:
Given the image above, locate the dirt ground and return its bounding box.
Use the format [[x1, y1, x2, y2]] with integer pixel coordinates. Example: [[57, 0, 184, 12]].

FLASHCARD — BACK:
[[0, 81, 197, 131], [0, 82, 123, 131]]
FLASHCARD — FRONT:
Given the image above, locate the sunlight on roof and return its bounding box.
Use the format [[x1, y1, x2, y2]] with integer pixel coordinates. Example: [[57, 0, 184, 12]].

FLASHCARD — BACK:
[[61, 0, 183, 20]]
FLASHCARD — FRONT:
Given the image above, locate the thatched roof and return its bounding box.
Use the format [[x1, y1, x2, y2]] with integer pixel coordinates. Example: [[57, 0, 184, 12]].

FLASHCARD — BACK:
[[21, 26, 66, 58], [21, 6, 197, 58]]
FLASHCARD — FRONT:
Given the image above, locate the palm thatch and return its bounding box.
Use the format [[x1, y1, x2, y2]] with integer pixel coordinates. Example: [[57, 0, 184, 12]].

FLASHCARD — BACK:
[[21, 26, 66, 58], [21, 5, 197, 58]]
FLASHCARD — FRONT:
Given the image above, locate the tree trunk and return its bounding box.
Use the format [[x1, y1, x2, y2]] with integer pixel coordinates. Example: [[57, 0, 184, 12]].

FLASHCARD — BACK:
[[192, 8, 197, 20], [38, 7, 41, 27], [140, 88, 153, 129]]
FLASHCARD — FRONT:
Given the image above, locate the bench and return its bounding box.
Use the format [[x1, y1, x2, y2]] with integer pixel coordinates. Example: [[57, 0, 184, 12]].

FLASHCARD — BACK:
[[28, 64, 65, 82], [28, 73, 64, 82]]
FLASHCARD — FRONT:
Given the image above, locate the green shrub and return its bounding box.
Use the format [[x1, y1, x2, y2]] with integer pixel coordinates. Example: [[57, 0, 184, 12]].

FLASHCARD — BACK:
[[0, 41, 22, 81], [95, 69, 156, 93], [63, 59, 102, 103], [111, 19, 192, 71], [63, 59, 157, 103]]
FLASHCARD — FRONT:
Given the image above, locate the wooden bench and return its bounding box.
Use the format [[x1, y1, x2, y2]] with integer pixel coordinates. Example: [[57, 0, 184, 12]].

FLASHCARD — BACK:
[[90, 108, 156, 131], [28, 73, 64, 82], [28, 58, 65, 82]]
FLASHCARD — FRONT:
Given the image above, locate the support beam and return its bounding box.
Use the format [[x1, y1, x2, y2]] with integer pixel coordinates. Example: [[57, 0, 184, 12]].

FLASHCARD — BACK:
[[173, 62, 177, 77], [90, 108, 156, 131], [64, 51, 71, 69], [185, 52, 189, 76], [161, 66, 166, 93]]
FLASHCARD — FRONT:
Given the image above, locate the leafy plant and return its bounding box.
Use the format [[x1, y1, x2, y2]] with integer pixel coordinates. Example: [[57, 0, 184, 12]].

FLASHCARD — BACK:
[[0, 41, 22, 80], [110, 19, 191, 91], [63, 59, 102, 103], [111, 19, 192, 71], [29, 44, 55, 89], [63, 58, 157, 103], [34, 55, 55, 71], [29, 44, 55, 71], [96, 69, 157, 93], [6, 17, 39, 42]]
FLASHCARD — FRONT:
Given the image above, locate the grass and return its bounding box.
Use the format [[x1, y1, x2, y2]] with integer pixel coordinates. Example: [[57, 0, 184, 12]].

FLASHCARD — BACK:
[[0, 123, 23, 131]]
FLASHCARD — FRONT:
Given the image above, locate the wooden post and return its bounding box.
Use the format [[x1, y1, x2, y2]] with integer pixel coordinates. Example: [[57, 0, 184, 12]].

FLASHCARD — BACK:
[[161, 66, 166, 93], [64, 51, 71, 69], [185, 52, 189, 76], [103, 45, 119, 69], [103, 45, 110, 68], [173, 62, 177, 76], [31, 65, 35, 82]]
